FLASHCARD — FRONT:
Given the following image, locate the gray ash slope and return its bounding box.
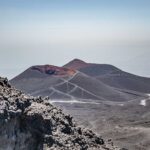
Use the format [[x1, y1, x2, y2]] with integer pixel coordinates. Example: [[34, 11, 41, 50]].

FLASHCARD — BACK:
[[9, 60, 150, 150], [0, 77, 120, 150], [10, 65, 145, 102], [64, 59, 150, 93]]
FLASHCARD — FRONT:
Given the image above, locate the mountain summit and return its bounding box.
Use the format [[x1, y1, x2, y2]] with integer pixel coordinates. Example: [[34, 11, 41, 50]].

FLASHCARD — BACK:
[[64, 59, 150, 93], [10, 62, 143, 101], [64, 58, 88, 69], [64, 59, 121, 76]]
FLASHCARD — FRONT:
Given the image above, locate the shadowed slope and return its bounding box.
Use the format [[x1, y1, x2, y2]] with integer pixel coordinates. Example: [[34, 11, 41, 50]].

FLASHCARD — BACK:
[[64, 59, 150, 93]]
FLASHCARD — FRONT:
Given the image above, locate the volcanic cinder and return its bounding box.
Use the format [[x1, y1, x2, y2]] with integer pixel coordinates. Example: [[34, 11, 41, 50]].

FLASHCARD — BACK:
[[10, 59, 150, 150]]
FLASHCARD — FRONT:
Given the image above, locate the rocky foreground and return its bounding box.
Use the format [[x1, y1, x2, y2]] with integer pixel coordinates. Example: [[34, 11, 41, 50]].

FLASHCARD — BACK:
[[0, 77, 120, 150]]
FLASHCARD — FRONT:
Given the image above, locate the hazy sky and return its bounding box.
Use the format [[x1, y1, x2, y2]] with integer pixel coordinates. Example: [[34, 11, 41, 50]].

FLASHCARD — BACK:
[[0, 0, 150, 79]]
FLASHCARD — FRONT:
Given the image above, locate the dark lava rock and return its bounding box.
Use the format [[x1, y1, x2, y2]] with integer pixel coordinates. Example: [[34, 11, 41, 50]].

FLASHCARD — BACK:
[[0, 77, 119, 150]]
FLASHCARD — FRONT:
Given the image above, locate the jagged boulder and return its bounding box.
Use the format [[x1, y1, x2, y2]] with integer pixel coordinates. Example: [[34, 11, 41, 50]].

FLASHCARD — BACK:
[[0, 77, 119, 150]]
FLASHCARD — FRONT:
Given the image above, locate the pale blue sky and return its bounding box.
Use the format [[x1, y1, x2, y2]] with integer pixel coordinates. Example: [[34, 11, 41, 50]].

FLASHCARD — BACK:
[[0, 0, 150, 79]]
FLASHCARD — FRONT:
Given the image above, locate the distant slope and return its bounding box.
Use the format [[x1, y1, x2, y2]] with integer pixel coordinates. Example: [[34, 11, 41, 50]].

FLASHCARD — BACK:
[[10, 64, 144, 102], [64, 59, 150, 93]]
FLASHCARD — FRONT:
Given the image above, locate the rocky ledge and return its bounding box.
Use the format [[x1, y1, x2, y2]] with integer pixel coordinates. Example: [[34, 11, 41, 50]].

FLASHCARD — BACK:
[[0, 77, 120, 150]]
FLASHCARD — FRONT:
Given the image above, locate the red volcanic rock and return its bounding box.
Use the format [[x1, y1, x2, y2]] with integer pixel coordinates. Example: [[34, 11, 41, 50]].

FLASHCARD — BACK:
[[31, 65, 76, 76], [64, 59, 89, 69]]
